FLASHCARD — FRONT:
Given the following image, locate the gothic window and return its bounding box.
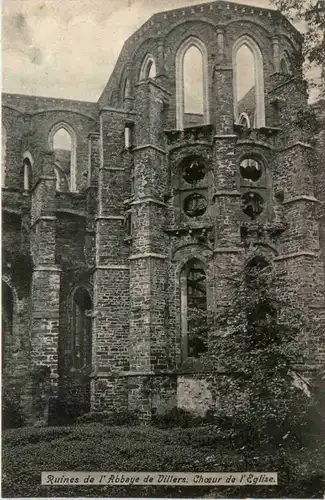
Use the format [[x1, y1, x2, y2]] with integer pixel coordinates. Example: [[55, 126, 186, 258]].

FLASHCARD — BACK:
[[124, 123, 133, 149], [233, 36, 265, 127], [2, 281, 13, 368], [50, 124, 77, 192], [239, 112, 251, 129], [22, 153, 33, 191], [123, 78, 131, 99], [181, 260, 208, 359], [72, 288, 92, 371], [140, 54, 156, 80], [2, 124, 7, 187], [280, 56, 291, 76], [183, 192, 207, 217], [176, 36, 209, 130]]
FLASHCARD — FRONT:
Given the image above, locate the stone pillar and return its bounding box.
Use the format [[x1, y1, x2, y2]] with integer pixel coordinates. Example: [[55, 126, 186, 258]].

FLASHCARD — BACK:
[[213, 47, 233, 134], [30, 152, 60, 423], [91, 108, 132, 413], [212, 136, 242, 319], [128, 79, 173, 418]]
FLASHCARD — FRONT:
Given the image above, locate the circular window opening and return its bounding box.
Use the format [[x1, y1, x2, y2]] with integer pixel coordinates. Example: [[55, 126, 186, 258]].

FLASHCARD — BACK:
[[240, 158, 262, 182], [242, 192, 264, 219], [181, 156, 206, 184], [183, 193, 207, 217]]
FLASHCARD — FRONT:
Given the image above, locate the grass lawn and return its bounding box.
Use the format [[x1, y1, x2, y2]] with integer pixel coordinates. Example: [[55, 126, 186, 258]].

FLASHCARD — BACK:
[[2, 423, 325, 498]]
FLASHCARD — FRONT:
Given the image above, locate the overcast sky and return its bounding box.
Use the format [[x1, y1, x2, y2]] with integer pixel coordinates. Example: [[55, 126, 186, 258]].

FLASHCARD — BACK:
[[2, 0, 320, 103]]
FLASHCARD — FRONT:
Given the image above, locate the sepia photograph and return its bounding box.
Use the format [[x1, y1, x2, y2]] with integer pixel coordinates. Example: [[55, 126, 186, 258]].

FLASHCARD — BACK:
[[1, 0, 325, 497]]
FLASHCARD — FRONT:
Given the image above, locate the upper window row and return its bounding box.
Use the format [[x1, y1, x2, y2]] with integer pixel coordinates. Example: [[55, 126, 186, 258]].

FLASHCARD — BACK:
[[124, 36, 292, 130], [1, 122, 78, 193]]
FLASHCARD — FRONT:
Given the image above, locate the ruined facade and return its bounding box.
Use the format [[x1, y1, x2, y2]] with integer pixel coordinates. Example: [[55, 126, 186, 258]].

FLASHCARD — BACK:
[[2, 1, 325, 422]]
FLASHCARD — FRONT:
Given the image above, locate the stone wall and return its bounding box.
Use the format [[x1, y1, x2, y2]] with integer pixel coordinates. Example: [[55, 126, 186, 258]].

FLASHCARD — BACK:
[[2, 1, 325, 423]]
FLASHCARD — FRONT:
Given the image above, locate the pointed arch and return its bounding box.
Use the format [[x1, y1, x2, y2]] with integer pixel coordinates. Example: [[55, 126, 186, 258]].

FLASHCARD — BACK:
[[233, 35, 265, 128], [123, 77, 131, 99], [180, 258, 208, 359], [175, 36, 210, 130], [22, 151, 33, 191], [49, 122, 77, 192], [239, 112, 251, 128], [280, 53, 291, 75], [140, 54, 156, 80]]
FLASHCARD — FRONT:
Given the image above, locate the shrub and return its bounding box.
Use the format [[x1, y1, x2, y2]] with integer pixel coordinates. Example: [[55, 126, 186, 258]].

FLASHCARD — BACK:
[[76, 409, 139, 426], [152, 407, 206, 428], [2, 386, 24, 429]]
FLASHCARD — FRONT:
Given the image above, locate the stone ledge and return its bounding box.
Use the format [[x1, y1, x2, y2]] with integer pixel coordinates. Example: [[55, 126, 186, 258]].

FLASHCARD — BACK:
[[283, 195, 321, 205], [129, 253, 167, 260], [131, 197, 167, 207], [133, 144, 166, 154], [213, 247, 243, 253]]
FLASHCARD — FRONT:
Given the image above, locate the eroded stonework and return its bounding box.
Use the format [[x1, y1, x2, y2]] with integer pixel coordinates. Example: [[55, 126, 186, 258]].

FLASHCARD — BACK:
[[2, 1, 325, 423]]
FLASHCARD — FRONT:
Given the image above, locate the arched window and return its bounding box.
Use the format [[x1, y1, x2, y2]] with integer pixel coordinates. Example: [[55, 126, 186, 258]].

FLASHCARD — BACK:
[[176, 36, 209, 130], [2, 281, 14, 368], [49, 124, 77, 192], [2, 124, 7, 187], [180, 259, 208, 359], [71, 288, 92, 371], [140, 54, 156, 80], [239, 112, 251, 128], [233, 36, 265, 128], [22, 152, 33, 191]]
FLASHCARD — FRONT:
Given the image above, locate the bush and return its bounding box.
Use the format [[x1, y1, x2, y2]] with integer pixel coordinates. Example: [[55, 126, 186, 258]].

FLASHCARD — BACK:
[[76, 409, 139, 426], [2, 386, 24, 429]]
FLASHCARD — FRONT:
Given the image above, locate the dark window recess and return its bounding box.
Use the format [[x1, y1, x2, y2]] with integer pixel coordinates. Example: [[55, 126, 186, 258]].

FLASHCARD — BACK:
[[181, 156, 206, 184], [240, 158, 262, 182], [183, 193, 207, 217], [72, 289, 92, 371], [187, 266, 208, 357], [247, 256, 270, 270], [242, 191, 264, 219]]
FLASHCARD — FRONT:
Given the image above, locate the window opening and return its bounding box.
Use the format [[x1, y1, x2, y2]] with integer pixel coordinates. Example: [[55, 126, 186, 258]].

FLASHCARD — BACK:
[[72, 288, 92, 371], [181, 156, 206, 184], [184, 45, 204, 126], [240, 158, 262, 182], [186, 263, 208, 358], [52, 127, 76, 191], [241, 191, 264, 219], [23, 157, 32, 191], [183, 193, 207, 217]]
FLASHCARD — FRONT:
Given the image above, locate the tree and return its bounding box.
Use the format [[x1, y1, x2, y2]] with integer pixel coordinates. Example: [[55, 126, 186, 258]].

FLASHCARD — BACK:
[[204, 263, 314, 447], [270, 0, 325, 94]]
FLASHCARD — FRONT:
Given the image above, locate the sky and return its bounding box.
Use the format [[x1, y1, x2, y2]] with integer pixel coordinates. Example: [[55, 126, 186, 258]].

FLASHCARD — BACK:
[[2, 0, 320, 103]]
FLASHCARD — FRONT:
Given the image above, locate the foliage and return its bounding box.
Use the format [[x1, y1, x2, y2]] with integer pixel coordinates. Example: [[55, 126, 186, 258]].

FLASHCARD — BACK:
[[152, 407, 211, 428], [203, 264, 317, 447], [2, 423, 325, 498], [2, 385, 24, 429], [270, 0, 325, 93], [75, 409, 139, 426]]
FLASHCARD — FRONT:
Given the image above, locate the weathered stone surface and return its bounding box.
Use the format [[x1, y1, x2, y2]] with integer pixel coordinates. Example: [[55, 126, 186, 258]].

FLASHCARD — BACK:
[[2, 1, 324, 423]]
